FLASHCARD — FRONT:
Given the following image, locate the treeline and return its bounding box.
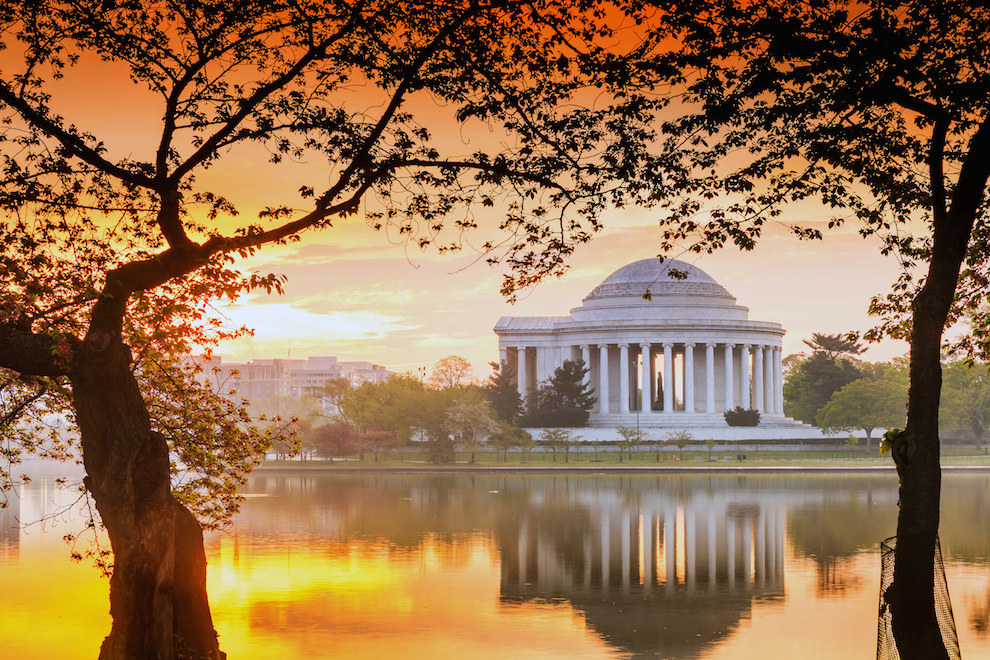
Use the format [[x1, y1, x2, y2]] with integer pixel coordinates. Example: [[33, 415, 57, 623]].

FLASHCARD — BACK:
[[247, 339, 990, 463], [783, 333, 990, 446], [247, 355, 596, 464]]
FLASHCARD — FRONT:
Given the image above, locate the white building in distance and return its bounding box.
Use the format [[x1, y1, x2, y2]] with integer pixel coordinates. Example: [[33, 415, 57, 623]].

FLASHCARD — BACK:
[[197, 355, 389, 402], [495, 258, 824, 439]]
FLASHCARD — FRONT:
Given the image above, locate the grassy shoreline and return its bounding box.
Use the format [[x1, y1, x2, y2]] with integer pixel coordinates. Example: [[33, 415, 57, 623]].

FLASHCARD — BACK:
[[257, 452, 990, 472]]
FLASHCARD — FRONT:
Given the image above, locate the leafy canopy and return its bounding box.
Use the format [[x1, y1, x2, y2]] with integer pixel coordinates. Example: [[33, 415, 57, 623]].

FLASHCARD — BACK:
[[428, 356, 474, 390], [939, 361, 990, 443], [817, 377, 908, 442], [639, 1, 990, 354], [0, 0, 670, 511]]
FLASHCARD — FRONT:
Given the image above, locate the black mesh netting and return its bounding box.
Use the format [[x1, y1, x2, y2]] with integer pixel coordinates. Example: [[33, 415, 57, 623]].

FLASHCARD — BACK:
[[876, 536, 960, 660]]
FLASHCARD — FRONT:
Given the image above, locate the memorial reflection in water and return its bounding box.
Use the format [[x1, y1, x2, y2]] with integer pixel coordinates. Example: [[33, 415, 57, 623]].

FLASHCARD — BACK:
[[498, 478, 787, 657], [2, 471, 989, 659]]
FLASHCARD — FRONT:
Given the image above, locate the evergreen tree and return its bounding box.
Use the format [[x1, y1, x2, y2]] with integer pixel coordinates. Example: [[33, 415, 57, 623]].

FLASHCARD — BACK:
[[802, 333, 865, 359], [482, 361, 522, 424], [784, 347, 863, 424], [521, 360, 596, 427], [542, 360, 595, 409]]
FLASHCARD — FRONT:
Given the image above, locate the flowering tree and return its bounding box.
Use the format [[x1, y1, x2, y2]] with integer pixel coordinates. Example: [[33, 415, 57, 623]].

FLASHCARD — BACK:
[[0, 1, 664, 657]]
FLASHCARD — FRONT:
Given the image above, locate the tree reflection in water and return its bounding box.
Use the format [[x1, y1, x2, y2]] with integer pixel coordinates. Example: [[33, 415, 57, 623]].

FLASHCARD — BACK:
[[3, 471, 990, 658]]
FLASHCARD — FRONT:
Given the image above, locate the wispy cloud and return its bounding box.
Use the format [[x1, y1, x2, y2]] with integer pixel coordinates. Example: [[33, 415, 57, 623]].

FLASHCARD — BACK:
[[210, 215, 909, 375]]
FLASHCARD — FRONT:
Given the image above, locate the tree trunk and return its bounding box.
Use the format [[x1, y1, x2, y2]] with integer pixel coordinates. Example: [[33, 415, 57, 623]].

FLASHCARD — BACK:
[[890, 293, 947, 660], [71, 334, 223, 660], [887, 117, 990, 660]]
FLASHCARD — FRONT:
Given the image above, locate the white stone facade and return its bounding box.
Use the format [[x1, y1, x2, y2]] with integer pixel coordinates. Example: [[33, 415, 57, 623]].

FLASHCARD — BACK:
[[495, 258, 814, 434]]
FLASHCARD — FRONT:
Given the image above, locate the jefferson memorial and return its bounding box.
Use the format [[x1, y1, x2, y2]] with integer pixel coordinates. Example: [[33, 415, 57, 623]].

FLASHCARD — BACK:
[[494, 258, 822, 439]]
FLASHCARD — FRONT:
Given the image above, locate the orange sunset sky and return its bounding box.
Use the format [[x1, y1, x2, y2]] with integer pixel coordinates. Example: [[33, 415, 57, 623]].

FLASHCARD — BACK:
[[12, 29, 913, 378], [208, 203, 911, 376]]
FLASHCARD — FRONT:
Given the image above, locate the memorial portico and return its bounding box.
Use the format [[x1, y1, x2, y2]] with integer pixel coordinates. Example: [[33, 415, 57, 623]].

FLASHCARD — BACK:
[[495, 258, 809, 432]]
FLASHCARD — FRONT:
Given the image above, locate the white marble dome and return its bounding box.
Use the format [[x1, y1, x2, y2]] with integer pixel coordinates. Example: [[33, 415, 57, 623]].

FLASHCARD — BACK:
[[573, 258, 745, 322], [593, 257, 718, 287]]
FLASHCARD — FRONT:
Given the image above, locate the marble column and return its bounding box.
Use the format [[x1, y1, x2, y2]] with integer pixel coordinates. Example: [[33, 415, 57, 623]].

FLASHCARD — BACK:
[[741, 344, 751, 410], [641, 343, 652, 412], [764, 346, 775, 415], [619, 344, 630, 413], [499, 346, 507, 366], [517, 347, 527, 401], [724, 344, 735, 410], [705, 343, 716, 413], [684, 343, 696, 413], [662, 343, 674, 412], [775, 347, 784, 414], [599, 344, 610, 414], [753, 345, 766, 413], [581, 345, 591, 390]]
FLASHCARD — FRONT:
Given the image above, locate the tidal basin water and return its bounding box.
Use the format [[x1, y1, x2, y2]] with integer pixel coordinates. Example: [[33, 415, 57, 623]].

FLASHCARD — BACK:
[[2, 470, 990, 659]]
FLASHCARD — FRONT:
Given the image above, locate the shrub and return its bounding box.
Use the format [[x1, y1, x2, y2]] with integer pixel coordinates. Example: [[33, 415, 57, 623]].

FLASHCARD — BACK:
[[724, 406, 761, 427], [665, 430, 695, 456]]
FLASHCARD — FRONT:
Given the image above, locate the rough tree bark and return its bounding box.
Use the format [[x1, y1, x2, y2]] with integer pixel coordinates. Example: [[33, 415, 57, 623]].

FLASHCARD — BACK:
[[70, 314, 222, 658]]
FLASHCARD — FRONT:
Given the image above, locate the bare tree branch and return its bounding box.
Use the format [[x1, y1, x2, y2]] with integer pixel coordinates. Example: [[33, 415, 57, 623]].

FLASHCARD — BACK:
[[166, 9, 363, 184], [0, 82, 156, 189]]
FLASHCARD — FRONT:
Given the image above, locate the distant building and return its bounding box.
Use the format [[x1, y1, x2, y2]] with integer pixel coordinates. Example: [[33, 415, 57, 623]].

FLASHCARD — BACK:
[[191, 355, 389, 405]]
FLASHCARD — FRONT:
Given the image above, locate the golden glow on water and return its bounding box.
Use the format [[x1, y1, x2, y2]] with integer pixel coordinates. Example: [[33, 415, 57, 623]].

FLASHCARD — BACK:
[[205, 533, 616, 659], [3, 472, 990, 659], [0, 541, 109, 658]]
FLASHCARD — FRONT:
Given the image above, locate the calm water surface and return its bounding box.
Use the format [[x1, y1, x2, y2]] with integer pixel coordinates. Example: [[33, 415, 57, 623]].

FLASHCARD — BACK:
[[2, 471, 989, 659]]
